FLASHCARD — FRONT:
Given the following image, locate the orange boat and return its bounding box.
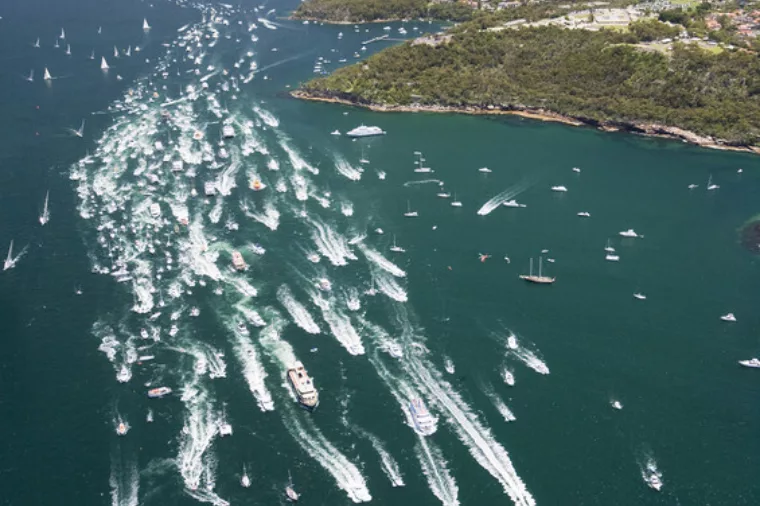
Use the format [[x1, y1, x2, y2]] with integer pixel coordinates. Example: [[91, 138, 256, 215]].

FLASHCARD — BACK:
[[250, 178, 265, 191]]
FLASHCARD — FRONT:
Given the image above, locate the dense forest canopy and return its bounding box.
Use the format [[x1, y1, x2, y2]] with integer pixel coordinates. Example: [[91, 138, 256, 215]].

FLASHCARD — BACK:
[[300, 25, 760, 145]]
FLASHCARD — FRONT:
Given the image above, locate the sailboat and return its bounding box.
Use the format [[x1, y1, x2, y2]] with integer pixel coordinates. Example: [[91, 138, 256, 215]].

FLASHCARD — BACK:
[[33, 37, 40, 48], [143, 18, 151, 31], [706, 174, 719, 191], [54, 39, 60, 49], [403, 201, 418, 217], [89, 50, 95, 60], [68, 120, 85, 138], [413, 151, 432, 173], [101, 57, 109, 70], [43, 68, 52, 81], [65, 44, 71, 56], [59, 28, 66, 39], [113, 46, 119, 58], [519, 256, 555, 284], [359, 146, 369, 164], [450, 192, 462, 207], [97, 26, 102, 35], [25, 70, 34, 82], [390, 235, 405, 253], [285, 471, 299, 502], [604, 239, 615, 253], [365, 278, 377, 296], [4, 241, 14, 271], [39, 191, 50, 225], [125, 45, 131, 57]]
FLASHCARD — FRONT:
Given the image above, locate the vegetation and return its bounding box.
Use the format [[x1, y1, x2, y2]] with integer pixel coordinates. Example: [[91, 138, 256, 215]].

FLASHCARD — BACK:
[[291, 0, 473, 23], [628, 19, 680, 42], [300, 25, 760, 144]]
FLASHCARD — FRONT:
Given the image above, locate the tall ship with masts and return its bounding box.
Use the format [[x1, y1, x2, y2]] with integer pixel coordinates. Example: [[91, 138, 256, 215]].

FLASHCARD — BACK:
[[519, 256, 555, 284]]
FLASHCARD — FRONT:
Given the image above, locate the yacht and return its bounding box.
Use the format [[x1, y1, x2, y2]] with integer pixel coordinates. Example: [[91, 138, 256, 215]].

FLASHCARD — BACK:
[[503, 199, 525, 208], [720, 313, 736, 322], [501, 368, 515, 386], [408, 398, 437, 436], [219, 422, 233, 437], [149, 203, 161, 218], [519, 257, 555, 284], [287, 361, 319, 411], [633, 292, 646, 300], [619, 229, 639, 238], [204, 181, 217, 196], [222, 124, 235, 138], [232, 250, 247, 270], [577, 211, 591, 217], [551, 185, 568, 192], [285, 472, 299, 501], [738, 358, 760, 368], [346, 125, 384, 137], [172, 160, 184, 172]]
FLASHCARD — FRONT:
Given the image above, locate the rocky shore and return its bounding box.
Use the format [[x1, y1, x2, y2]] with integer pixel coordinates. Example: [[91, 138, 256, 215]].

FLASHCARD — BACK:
[[291, 90, 760, 155]]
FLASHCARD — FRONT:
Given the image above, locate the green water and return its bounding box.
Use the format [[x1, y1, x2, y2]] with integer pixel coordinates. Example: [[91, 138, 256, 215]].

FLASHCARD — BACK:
[[0, 1, 758, 505]]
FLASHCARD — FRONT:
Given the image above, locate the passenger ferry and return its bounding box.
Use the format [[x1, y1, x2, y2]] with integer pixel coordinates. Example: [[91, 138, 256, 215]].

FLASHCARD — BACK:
[[408, 398, 437, 436], [287, 361, 319, 411]]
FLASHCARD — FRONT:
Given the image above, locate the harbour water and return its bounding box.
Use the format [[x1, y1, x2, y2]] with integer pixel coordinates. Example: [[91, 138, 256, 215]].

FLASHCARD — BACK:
[[0, 0, 758, 505]]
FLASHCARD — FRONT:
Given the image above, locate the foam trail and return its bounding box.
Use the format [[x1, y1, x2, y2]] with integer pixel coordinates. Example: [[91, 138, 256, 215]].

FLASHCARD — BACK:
[[360, 245, 406, 278], [277, 285, 320, 334], [334, 155, 362, 181], [511, 347, 550, 375], [359, 429, 405, 487], [109, 445, 139, 506], [314, 297, 365, 355], [284, 405, 372, 503], [231, 328, 274, 411], [482, 383, 516, 422], [252, 106, 279, 128], [280, 139, 318, 174], [416, 437, 460, 506], [373, 269, 408, 302], [476, 181, 531, 216], [309, 219, 356, 266]]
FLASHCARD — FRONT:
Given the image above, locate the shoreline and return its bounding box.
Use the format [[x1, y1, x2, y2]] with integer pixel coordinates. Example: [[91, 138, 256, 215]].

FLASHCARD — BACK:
[[291, 90, 760, 155], [288, 15, 413, 25]]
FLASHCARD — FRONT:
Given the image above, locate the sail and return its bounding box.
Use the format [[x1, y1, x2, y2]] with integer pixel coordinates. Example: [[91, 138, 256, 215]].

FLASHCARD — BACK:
[[43, 68, 52, 80], [143, 18, 151, 31], [113, 46, 119, 58], [101, 57, 109, 70]]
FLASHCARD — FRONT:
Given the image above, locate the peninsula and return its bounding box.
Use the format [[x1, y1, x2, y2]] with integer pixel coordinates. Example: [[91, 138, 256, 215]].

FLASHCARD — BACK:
[[294, 1, 760, 151], [291, 0, 473, 23]]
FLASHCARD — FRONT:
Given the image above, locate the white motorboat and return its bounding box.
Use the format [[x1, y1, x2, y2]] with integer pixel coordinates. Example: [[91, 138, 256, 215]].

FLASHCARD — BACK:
[[646, 471, 663, 492], [501, 367, 515, 386], [317, 278, 332, 291], [222, 124, 235, 138], [147, 386, 172, 398], [605, 254, 620, 262], [437, 191, 451, 198], [241, 467, 251, 488], [387, 341, 403, 359], [478, 167, 492, 173], [220, 422, 233, 437], [688, 183, 698, 189], [611, 400, 623, 410], [507, 334, 518, 350], [619, 229, 638, 238], [116, 422, 128, 436], [146, 409, 154, 423], [572, 167, 581, 173], [408, 398, 437, 436], [250, 243, 266, 255], [633, 293, 646, 300], [503, 199, 525, 208], [551, 185, 568, 192], [577, 211, 591, 217], [204, 181, 217, 196], [247, 310, 266, 327], [720, 313, 736, 322], [738, 358, 760, 368], [330, 129, 340, 136], [307, 252, 320, 263], [346, 125, 384, 137], [443, 357, 455, 374]]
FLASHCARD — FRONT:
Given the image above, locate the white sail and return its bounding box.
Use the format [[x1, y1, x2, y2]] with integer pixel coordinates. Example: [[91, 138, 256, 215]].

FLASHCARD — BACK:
[[26, 70, 34, 82], [65, 44, 71, 55], [4, 240, 13, 270], [143, 18, 151, 31], [125, 45, 131, 57], [43, 67, 52, 80], [89, 50, 95, 60], [60, 28, 65, 39], [34, 38, 40, 48], [101, 57, 109, 70], [39, 191, 50, 225], [113, 46, 119, 58]]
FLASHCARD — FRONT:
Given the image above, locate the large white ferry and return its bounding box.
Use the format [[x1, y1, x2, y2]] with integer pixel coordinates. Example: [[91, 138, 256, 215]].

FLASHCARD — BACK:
[[287, 361, 319, 411]]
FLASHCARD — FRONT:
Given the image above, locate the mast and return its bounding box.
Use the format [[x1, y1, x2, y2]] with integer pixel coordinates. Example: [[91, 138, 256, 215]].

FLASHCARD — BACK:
[[539, 256, 542, 278], [529, 257, 533, 277]]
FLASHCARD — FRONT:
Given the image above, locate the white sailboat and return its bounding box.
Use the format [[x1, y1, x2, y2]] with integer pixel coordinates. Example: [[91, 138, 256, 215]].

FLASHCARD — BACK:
[[97, 26, 102, 35], [68, 120, 85, 138], [33, 37, 40, 48], [39, 191, 50, 225], [59, 28, 66, 39], [604, 239, 615, 253], [706, 174, 719, 191], [450, 192, 462, 207], [4, 241, 14, 271], [65, 44, 71, 56], [54, 39, 60, 49], [25, 70, 34, 82], [43, 67, 52, 81], [125, 45, 131, 57], [113, 46, 119, 58], [89, 50, 95, 60], [403, 201, 418, 217], [390, 235, 405, 253], [143, 18, 151, 31], [101, 57, 109, 70], [285, 471, 299, 502]]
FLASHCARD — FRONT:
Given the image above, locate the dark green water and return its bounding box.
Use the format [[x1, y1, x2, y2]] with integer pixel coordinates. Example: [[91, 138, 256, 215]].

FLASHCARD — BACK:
[[0, 1, 758, 506]]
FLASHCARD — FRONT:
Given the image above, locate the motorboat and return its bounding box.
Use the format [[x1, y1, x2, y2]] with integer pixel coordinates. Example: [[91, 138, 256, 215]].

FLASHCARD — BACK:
[[148, 386, 172, 398], [605, 254, 620, 262], [116, 422, 128, 436], [250, 243, 266, 255], [577, 211, 591, 217], [437, 191, 451, 198], [204, 181, 217, 196], [633, 293, 646, 300], [646, 472, 663, 491], [241, 467, 251, 488], [247, 310, 266, 327], [387, 342, 403, 359], [317, 278, 332, 291], [222, 124, 235, 138], [738, 358, 760, 368], [503, 199, 525, 208], [149, 203, 161, 218], [307, 253, 320, 263], [501, 368, 515, 386], [619, 229, 639, 238], [443, 357, 455, 374], [551, 185, 568, 192], [408, 398, 437, 436], [232, 250, 247, 270], [236, 320, 250, 336], [346, 125, 384, 137], [250, 178, 266, 191], [287, 361, 319, 411], [478, 167, 492, 173], [720, 313, 736, 322], [330, 129, 340, 136], [172, 160, 184, 172], [687, 183, 698, 189], [572, 167, 581, 173], [507, 334, 518, 350], [611, 400, 623, 410]]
